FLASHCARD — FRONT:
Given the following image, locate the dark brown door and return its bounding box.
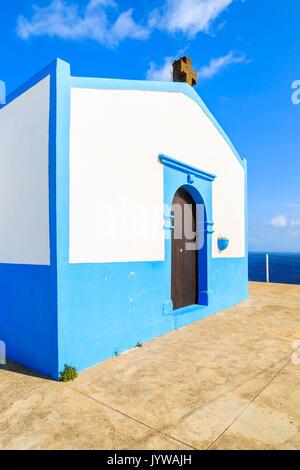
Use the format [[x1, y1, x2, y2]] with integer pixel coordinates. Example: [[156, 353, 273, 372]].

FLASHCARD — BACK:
[[171, 188, 198, 310]]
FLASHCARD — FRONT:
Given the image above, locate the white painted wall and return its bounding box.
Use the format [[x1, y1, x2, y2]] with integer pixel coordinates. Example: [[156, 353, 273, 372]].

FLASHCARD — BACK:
[[0, 76, 50, 265], [69, 88, 245, 263]]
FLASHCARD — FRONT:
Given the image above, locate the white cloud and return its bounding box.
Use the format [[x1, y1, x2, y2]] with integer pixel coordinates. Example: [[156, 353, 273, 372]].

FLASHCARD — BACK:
[[290, 220, 300, 237], [146, 57, 174, 81], [17, 0, 150, 47], [150, 0, 234, 37], [17, 0, 244, 47], [269, 215, 288, 228], [110, 9, 150, 42], [198, 51, 246, 79], [268, 215, 300, 239], [284, 203, 300, 208], [290, 220, 300, 228]]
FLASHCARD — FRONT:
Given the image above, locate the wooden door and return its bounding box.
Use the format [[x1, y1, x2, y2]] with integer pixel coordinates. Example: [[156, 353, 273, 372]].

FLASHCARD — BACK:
[[171, 188, 198, 310]]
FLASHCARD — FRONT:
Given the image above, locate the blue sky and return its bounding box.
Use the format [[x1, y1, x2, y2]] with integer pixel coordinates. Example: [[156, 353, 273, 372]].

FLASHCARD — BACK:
[[0, 0, 299, 252]]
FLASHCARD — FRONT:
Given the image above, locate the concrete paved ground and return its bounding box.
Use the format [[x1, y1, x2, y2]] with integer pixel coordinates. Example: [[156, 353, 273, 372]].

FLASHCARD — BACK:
[[0, 282, 299, 450]]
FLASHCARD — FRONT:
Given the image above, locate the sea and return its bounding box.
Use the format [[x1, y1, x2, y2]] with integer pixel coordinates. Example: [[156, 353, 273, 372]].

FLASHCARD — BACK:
[[248, 252, 300, 285]]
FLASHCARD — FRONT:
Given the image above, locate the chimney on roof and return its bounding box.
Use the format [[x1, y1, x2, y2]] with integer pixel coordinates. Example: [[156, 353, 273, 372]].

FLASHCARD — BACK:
[[172, 56, 197, 87]]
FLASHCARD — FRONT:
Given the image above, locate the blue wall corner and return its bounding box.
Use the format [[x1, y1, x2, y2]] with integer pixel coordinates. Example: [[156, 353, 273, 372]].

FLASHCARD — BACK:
[[0, 59, 70, 379]]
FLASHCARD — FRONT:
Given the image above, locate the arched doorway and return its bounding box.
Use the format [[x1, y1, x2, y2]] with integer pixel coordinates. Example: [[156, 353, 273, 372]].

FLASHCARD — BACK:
[[171, 187, 198, 310]]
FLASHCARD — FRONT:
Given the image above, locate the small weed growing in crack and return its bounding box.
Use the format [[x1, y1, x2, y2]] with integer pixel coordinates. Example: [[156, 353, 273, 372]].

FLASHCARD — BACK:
[[59, 364, 78, 382]]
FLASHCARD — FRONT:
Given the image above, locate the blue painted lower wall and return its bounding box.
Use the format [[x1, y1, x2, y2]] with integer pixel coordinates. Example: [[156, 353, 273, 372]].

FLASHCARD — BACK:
[[56, 257, 248, 377], [57, 260, 171, 376], [0, 264, 58, 378]]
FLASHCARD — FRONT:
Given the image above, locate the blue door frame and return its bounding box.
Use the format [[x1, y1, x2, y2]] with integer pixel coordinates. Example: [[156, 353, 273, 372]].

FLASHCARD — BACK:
[[159, 154, 216, 315]]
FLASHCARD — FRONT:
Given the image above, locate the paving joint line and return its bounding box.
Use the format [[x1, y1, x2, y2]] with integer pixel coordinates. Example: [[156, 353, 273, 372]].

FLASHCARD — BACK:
[[70, 386, 198, 451], [205, 357, 292, 450]]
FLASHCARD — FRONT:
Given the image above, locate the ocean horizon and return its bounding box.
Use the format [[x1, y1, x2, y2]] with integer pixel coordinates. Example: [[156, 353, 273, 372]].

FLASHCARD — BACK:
[[248, 252, 300, 285]]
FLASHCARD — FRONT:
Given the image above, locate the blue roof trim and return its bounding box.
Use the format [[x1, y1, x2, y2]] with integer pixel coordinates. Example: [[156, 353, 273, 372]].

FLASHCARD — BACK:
[[158, 154, 216, 182], [71, 75, 245, 167], [0, 59, 64, 110]]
